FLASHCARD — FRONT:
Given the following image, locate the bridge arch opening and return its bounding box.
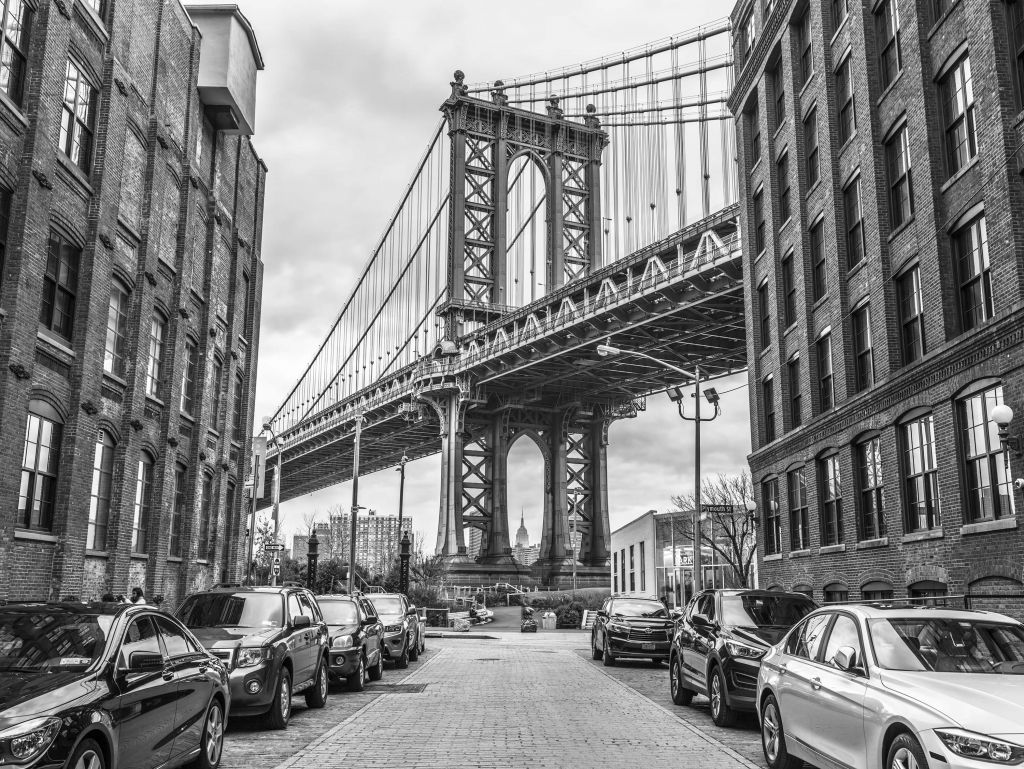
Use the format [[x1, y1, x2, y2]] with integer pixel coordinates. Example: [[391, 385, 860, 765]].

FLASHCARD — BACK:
[[506, 429, 548, 567], [505, 152, 548, 307]]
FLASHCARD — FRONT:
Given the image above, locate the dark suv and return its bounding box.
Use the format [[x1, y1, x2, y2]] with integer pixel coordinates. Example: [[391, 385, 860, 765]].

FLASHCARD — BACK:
[[366, 593, 418, 668], [590, 594, 674, 665], [318, 594, 384, 691], [177, 586, 330, 729], [670, 589, 816, 726]]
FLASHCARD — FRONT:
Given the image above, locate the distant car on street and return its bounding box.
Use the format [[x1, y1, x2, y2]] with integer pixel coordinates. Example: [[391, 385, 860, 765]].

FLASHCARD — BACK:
[[670, 589, 816, 727], [0, 601, 229, 769], [317, 594, 384, 691], [590, 593, 674, 665], [411, 605, 427, 655], [177, 586, 329, 729], [366, 593, 418, 668], [757, 604, 1024, 769]]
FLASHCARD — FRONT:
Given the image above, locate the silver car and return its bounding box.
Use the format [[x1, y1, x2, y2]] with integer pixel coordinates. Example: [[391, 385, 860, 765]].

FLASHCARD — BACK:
[[756, 604, 1024, 769]]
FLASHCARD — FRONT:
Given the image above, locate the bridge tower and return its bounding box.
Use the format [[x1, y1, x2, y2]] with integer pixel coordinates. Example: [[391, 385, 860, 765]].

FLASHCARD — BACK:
[[423, 72, 613, 585]]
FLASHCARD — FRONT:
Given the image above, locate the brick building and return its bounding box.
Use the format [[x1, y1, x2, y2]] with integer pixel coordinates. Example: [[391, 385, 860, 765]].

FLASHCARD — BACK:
[[730, 0, 1024, 609], [0, 0, 266, 605]]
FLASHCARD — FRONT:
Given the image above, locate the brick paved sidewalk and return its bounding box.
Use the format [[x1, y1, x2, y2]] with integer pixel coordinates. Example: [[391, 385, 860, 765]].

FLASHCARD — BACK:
[[270, 638, 760, 769]]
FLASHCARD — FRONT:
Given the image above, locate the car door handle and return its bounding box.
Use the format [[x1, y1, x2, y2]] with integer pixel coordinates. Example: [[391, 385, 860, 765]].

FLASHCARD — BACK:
[[778, 663, 788, 676], [162, 666, 175, 682], [811, 676, 821, 690]]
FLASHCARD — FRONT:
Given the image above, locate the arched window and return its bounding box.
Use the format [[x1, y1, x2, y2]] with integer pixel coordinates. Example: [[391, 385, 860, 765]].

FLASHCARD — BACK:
[[146, 311, 167, 397], [209, 356, 224, 427], [817, 451, 843, 546], [232, 374, 244, 442], [0, 0, 33, 107], [41, 231, 81, 341], [19, 400, 64, 531], [104, 278, 130, 377], [823, 583, 848, 604], [862, 581, 894, 601], [900, 410, 939, 532], [169, 463, 188, 557], [88, 430, 116, 550], [761, 476, 781, 555], [958, 381, 1014, 522], [180, 337, 199, 415], [198, 474, 214, 559], [132, 451, 155, 553], [787, 466, 809, 551]]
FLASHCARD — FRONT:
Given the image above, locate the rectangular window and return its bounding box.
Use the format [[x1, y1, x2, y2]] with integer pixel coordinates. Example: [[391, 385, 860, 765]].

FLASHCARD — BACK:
[[816, 332, 834, 412], [0, 187, 10, 291], [857, 436, 886, 540], [82, 0, 105, 17], [819, 454, 843, 546], [613, 552, 618, 593], [239, 272, 250, 333], [852, 303, 874, 391], [745, 13, 757, 59], [903, 414, 939, 531], [749, 101, 761, 166], [773, 60, 786, 129], [953, 214, 993, 331], [233, 375, 244, 442], [104, 281, 130, 377], [210, 357, 224, 427], [941, 55, 977, 177], [876, 0, 902, 89], [170, 464, 187, 557], [810, 218, 826, 301], [40, 232, 80, 341], [181, 339, 198, 415], [897, 266, 925, 364], [762, 477, 781, 555], [146, 314, 165, 398], [788, 355, 802, 428], [763, 376, 776, 443], [788, 467, 809, 551], [59, 60, 98, 173], [832, 0, 849, 30], [798, 11, 813, 86], [620, 548, 626, 593], [132, 455, 153, 553], [19, 411, 62, 531], [836, 56, 855, 144], [804, 108, 819, 189], [754, 189, 765, 254], [886, 123, 913, 228], [629, 544, 635, 591], [782, 253, 796, 327], [0, 0, 33, 106], [88, 431, 115, 551], [778, 152, 791, 223], [844, 177, 864, 267], [960, 384, 1015, 522], [1010, 0, 1024, 109], [198, 475, 213, 559], [639, 541, 646, 592], [758, 281, 771, 350]]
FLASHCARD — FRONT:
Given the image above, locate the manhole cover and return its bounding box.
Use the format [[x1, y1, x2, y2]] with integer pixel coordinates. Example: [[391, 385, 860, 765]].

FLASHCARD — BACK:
[[372, 683, 427, 693]]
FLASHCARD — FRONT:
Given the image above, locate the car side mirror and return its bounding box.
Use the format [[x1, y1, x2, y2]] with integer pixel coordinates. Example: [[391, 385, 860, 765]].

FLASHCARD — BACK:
[[361, 617, 377, 626], [833, 646, 859, 673], [292, 615, 312, 629], [596, 610, 607, 618], [406, 607, 418, 616], [691, 613, 712, 628], [127, 651, 163, 673], [670, 609, 684, 620]]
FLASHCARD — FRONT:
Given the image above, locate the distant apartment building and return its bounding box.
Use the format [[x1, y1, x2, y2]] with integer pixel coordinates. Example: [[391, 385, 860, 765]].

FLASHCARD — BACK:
[[0, 1, 266, 604], [328, 511, 412, 574], [731, 0, 1024, 609]]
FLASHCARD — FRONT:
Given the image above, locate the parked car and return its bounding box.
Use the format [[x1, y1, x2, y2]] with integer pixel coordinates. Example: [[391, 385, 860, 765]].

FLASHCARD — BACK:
[[411, 606, 426, 655], [757, 604, 1024, 769], [366, 593, 418, 668], [670, 589, 816, 727], [176, 586, 329, 729], [0, 600, 228, 769], [317, 594, 384, 691], [590, 593, 674, 665]]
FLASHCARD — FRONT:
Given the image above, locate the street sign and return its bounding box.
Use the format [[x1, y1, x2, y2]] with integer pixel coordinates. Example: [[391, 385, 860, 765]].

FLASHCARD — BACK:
[[702, 504, 734, 516], [273, 556, 281, 566], [264, 543, 285, 552]]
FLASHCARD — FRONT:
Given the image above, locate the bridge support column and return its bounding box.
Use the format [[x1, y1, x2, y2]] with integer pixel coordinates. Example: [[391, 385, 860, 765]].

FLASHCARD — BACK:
[[584, 417, 611, 567], [479, 417, 515, 564], [435, 391, 467, 558]]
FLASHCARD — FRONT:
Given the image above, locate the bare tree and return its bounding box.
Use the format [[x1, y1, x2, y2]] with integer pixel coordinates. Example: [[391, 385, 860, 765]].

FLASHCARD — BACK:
[[670, 471, 757, 588], [300, 509, 321, 534], [325, 504, 349, 561]]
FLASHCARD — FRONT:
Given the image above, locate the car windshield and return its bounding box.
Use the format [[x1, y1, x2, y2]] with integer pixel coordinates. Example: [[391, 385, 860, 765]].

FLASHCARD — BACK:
[[177, 593, 284, 629], [720, 594, 817, 628], [610, 599, 668, 618], [319, 601, 359, 626], [0, 609, 113, 672], [369, 597, 403, 615], [869, 617, 1024, 674]]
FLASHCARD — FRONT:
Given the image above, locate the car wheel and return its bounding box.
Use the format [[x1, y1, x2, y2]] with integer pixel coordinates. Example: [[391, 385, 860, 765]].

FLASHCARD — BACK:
[[761, 693, 802, 769], [368, 651, 384, 681], [419, 635, 425, 653], [191, 698, 225, 769], [602, 642, 615, 667], [68, 738, 106, 769], [409, 635, 420, 662], [888, 733, 930, 769], [395, 643, 409, 669], [708, 665, 737, 727], [347, 654, 366, 692], [304, 658, 328, 708], [670, 656, 694, 706], [264, 668, 292, 730], [591, 633, 602, 660]]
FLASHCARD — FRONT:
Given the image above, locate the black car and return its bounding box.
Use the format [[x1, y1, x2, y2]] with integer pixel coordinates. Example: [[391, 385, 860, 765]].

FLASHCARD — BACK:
[[365, 594, 418, 668], [0, 601, 229, 769], [670, 589, 817, 727], [590, 594, 674, 665], [176, 586, 329, 729], [317, 594, 384, 691]]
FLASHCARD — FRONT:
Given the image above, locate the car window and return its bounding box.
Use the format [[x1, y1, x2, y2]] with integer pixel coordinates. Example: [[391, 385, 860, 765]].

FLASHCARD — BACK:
[[822, 614, 862, 669], [177, 592, 283, 628], [720, 594, 816, 628], [297, 593, 317, 621], [361, 600, 377, 621], [287, 593, 302, 623], [609, 599, 669, 618], [156, 616, 197, 658], [696, 593, 715, 621], [788, 613, 831, 660], [119, 617, 161, 668], [869, 617, 1024, 674], [302, 592, 323, 621]]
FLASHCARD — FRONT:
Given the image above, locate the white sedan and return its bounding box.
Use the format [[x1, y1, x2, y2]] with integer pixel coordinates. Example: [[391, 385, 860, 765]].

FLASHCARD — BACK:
[[756, 604, 1024, 769]]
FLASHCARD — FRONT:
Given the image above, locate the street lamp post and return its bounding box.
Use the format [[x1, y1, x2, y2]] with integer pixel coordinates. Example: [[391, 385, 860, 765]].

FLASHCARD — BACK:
[[396, 452, 409, 552], [744, 499, 758, 589], [261, 419, 283, 587], [348, 414, 364, 594], [596, 344, 721, 594], [307, 530, 319, 592]]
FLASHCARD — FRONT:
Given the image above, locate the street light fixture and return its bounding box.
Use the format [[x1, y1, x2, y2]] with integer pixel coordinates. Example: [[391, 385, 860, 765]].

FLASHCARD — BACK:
[[261, 418, 283, 587], [990, 404, 1024, 493], [396, 452, 409, 555]]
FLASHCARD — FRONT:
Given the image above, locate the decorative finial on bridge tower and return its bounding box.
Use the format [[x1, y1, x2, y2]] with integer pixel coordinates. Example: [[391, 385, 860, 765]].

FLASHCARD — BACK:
[[546, 94, 564, 120], [491, 80, 508, 107], [451, 70, 468, 98], [584, 103, 601, 129]]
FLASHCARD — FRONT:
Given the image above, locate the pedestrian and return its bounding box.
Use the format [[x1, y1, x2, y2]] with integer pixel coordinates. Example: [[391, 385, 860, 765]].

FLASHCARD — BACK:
[[130, 587, 147, 604]]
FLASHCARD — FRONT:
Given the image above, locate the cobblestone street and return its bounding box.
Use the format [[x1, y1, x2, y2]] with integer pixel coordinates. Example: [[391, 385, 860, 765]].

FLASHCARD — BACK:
[[220, 632, 764, 769]]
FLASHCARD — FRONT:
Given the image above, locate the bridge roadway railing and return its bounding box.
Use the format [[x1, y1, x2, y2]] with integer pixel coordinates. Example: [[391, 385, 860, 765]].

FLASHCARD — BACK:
[[279, 205, 741, 454]]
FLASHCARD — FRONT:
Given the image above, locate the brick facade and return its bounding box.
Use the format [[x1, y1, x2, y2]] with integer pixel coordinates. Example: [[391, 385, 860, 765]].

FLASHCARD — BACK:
[[0, 0, 265, 606], [730, 0, 1024, 612]]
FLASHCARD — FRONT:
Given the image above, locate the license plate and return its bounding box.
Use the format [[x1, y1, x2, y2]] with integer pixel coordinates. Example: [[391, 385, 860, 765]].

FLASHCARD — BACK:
[[641, 642, 656, 651]]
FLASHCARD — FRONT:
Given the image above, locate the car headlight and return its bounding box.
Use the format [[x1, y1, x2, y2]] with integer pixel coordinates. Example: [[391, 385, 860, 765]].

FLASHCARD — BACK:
[[725, 639, 766, 659], [0, 716, 61, 764], [384, 624, 403, 633], [236, 646, 272, 668], [332, 635, 353, 649], [607, 622, 630, 634], [936, 729, 1024, 764]]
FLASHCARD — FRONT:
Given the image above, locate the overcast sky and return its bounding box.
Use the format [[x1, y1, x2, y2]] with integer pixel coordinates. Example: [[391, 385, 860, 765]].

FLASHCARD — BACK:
[[190, 0, 750, 553]]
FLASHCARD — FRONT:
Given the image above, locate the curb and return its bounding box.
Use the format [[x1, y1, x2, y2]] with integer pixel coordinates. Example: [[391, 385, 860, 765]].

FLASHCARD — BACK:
[[425, 631, 498, 639]]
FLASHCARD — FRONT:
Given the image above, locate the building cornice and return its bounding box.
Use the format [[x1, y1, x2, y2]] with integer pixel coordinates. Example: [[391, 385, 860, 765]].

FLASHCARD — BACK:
[[728, 0, 796, 115]]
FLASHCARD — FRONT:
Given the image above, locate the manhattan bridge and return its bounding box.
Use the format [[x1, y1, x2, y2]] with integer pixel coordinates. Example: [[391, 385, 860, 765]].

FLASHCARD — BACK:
[[261, 20, 745, 585]]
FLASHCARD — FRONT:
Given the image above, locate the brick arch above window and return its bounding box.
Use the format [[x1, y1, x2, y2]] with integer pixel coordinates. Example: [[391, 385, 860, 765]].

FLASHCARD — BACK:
[[952, 376, 1002, 401], [94, 417, 122, 445], [26, 393, 68, 423], [895, 405, 932, 425]]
